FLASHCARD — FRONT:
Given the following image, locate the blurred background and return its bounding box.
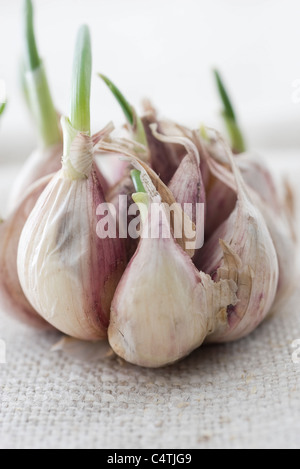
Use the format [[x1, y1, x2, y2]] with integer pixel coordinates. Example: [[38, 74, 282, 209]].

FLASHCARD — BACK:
[[1, 0, 300, 161]]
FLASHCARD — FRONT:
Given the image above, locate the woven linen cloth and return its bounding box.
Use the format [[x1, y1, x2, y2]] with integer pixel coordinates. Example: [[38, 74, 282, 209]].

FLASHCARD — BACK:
[[0, 161, 300, 449]]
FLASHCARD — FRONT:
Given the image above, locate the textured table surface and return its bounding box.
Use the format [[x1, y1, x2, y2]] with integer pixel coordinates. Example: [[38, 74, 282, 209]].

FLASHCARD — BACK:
[[0, 158, 300, 449]]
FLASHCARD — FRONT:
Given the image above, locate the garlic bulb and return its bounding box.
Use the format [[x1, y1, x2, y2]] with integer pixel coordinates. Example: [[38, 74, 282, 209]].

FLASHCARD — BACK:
[[195, 132, 279, 342], [17, 25, 126, 340], [0, 174, 53, 329], [108, 174, 237, 368]]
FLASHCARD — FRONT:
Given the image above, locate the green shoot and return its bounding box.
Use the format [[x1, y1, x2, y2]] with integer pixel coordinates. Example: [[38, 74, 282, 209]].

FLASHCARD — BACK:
[[99, 73, 134, 125], [213, 69, 246, 153], [23, 0, 61, 146], [24, 0, 40, 71], [70, 25, 92, 134], [132, 192, 149, 226], [0, 102, 6, 116], [131, 169, 146, 193], [20, 60, 32, 114], [99, 73, 147, 146]]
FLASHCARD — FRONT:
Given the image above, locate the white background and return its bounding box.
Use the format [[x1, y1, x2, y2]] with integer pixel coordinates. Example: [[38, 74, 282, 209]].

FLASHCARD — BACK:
[[1, 0, 300, 162]]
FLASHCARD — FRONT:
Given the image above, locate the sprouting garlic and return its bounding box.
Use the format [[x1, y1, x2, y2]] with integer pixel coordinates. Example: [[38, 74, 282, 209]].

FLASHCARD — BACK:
[[17, 120, 126, 340], [0, 174, 54, 329], [108, 172, 237, 367], [195, 131, 279, 342], [18, 24, 127, 340]]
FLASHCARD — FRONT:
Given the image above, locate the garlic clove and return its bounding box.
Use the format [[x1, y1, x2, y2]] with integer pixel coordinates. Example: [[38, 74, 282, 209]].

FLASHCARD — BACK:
[[18, 25, 125, 339], [198, 132, 296, 308], [0, 174, 54, 329], [108, 198, 237, 368], [18, 157, 126, 340], [150, 125, 206, 249], [257, 203, 296, 308], [195, 132, 279, 342]]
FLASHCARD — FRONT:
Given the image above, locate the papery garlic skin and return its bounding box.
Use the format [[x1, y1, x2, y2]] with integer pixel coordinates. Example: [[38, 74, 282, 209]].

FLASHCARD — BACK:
[[240, 183, 297, 309], [106, 174, 138, 261], [18, 130, 126, 340], [142, 112, 185, 184], [109, 204, 237, 368], [150, 126, 206, 227], [9, 144, 109, 214], [196, 140, 279, 342], [8, 143, 63, 213], [0, 175, 53, 329], [96, 153, 128, 187], [202, 141, 282, 239], [200, 135, 295, 308]]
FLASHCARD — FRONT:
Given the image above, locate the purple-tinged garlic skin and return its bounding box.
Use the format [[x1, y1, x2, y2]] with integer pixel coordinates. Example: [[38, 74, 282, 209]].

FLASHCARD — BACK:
[[18, 159, 126, 341], [195, 143, 279, 342], [151, 129, 206, 227], [109, 204, 237, 368], [169, 153, 205, 226], [203, 173, 237, 240], [142, 113, 185, 185], [151, 127, 206, 252], [106, 173, 138, 262], [202, 141, 282, 240], [0, 175, 54, 329], [244, 186, 296, 309], [199, 136, 296, 307]]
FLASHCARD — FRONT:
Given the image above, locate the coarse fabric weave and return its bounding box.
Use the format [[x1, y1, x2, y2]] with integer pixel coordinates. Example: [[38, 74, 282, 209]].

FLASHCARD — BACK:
[[0, 162, 300, 449], [0, 295, 300, 449]]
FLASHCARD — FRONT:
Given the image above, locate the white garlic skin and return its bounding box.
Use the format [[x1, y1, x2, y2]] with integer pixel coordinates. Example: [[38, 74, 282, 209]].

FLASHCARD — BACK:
[[17, 164, 126, 340], [0, 175, 54, 329], [9, 144, 109, 214], [109, 206, 237, 368]]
